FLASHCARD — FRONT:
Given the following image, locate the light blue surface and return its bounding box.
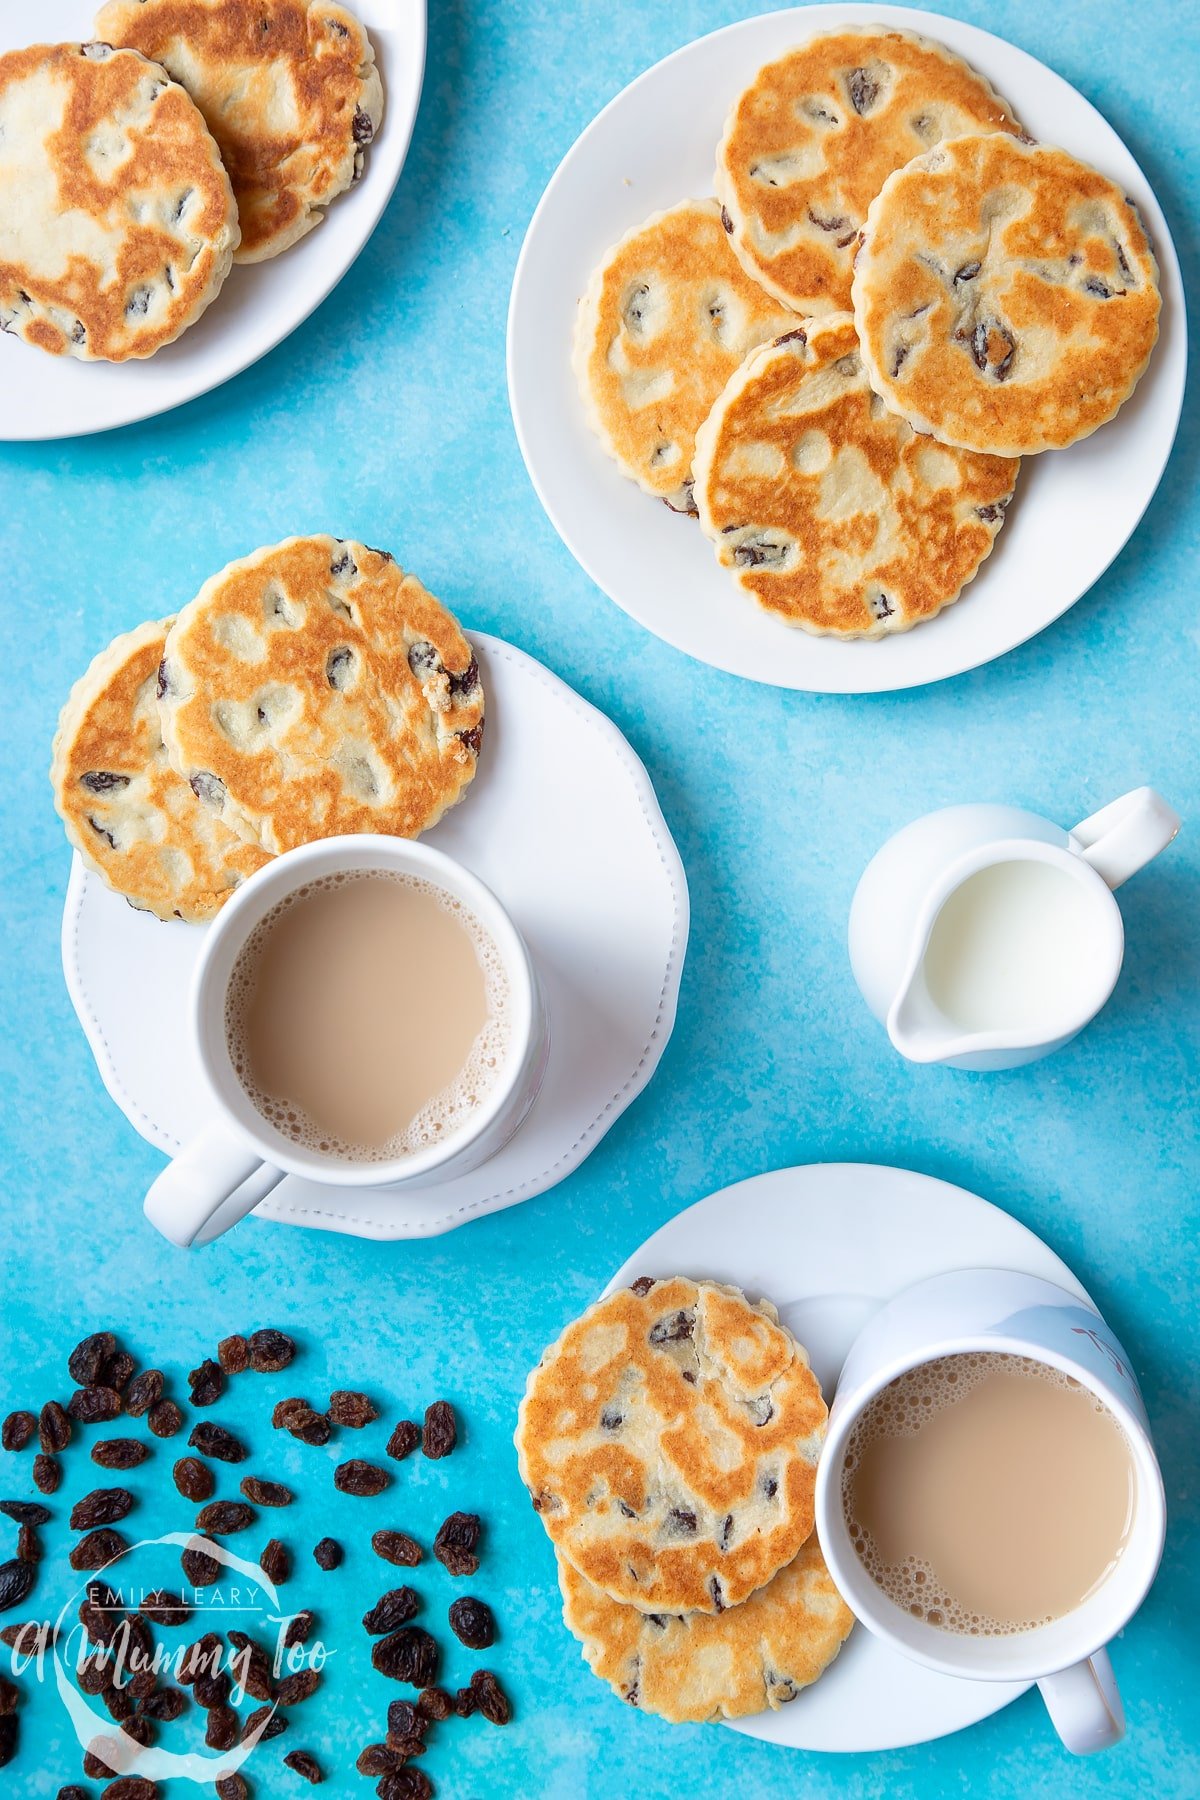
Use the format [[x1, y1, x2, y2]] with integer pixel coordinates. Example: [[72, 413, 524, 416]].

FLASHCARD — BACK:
[[1, 0, 1197, 1794]]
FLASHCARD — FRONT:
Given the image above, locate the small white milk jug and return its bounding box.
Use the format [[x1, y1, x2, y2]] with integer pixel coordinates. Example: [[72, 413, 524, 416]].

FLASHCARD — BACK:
[[849, 788, 1180, 1071]]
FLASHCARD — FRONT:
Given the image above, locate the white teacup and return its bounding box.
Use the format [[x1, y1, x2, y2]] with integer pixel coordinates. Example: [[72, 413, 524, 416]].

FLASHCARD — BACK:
[[144, 836, 549, 1247], [814, 1269, 1165, 1755]]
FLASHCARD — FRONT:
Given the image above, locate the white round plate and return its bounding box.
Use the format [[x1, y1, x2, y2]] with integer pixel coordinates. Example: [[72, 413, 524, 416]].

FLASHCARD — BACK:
[[603, 1163, 1097, 1751], [61, 634, 689, 1239], [0, 0, 425, 441], [508, 4, 1186, 693]]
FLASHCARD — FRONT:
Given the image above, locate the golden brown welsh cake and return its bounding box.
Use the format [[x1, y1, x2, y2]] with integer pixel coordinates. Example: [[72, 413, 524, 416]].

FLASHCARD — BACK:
[[93, 0, 384, 262], [51, 620, 270, 922], [0, 41, 238, 360], [573, 198, 798, 511], [715, 29, 1020, 315], [692, 314, 1019, 637], [516, 1277, 827, 1616], [852, 133, 1161, 455], [158, 537, 484, 855], [558, 1535, 853, 1722]]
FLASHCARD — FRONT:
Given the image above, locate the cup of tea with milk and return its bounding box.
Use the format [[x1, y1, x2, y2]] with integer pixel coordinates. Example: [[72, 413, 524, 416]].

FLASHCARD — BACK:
[[144, 836, 548, 1246]]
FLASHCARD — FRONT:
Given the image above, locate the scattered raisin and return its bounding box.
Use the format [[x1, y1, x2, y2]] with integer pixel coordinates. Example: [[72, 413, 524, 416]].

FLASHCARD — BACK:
[[260, 1539, 290, 1584], [218, 1335, 250, 1375], [181, 1537, 221, 1587], [177, 1631, 222, 1684], [421, 1402, 456, 1460], [276, 1667, 320, 1705], [371, 1626, 439, 1687], [0, 1713, 15, 1768], [39, 1401, 71, 1453], [173, 1457, 215, 1502], [123, 1371, 163, 1418], [385, 1421, 421, 1461], [283, 1749, 323, 1783], [0, 1501, 50, 1525], [271, 1398, 309, 1430], [373, 1530, 422, 1567], [99, 1779, 156, 1800], [138, 1684, 186, 1719], [194, 1668, 231, 1708], [100, 1352, 135, 1394], [69, 1529, 128, 1572], [33, 1453, 60, 1493], [285, 1410, 330, 1447], [448, 1596, 494, 1649], [92, 1439, 150, 1469], [363, 1587, 419, 1635], [334, 1460, 389, 1497], [148, 1401, 183, 1440], [58, 1787, 91, 1800], [1, 1413, 35, 1452], [196, 1501, 256, 1536], [283, 1610, 314, 1647], [216, 1776, 249, 1800], [188, 1423, 247, 1463], [433, 1512, 480, 1576], [312, 1537, 342, 1571], [240, 1477, 292, 1507], [0, 1621, 44, 1651], [139, 1590, 190, 1627], [188, 1360, 223, 1407], [247, 1330, 295, 1373], [68, 1387, 122, 1425], [68, 1333, 116, 1387], [83, 1739, 120, 1777], [206, 1701, 239, 1750], [102, 1683, 134, 1721], [378, 1773, 432, 1800], [469, 1668, 511, 1725], [386, 1697, 427, 1746], [0, 1559, 35, 1612], [244, 1703, 287, 1741], [417, 1686, 452, 1722], [229, 1636, 273, 1702], [358, 1742, 403, 1775], [328, 1391, 378, 1429], [71, 1489, 134, 1530], [17, 1524, 40, 1563]]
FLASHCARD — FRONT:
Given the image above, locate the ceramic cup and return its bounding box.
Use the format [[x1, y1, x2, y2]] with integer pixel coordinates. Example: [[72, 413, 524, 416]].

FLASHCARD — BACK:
[[814, 1269, 1165, 1755], [143, 836, 549, 1247]]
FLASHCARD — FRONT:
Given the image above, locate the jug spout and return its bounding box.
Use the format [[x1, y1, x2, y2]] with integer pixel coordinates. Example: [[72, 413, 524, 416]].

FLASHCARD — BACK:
[[886, 969, 966, 1066]]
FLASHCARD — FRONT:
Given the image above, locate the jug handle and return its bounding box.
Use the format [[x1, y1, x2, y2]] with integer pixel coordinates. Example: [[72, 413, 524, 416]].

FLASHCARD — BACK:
[[1072, 788, 1180, 891]]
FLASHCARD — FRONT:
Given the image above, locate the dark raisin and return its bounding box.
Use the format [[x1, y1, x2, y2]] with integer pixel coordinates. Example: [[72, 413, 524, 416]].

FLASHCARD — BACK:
[[421, 1402, 457, 1460], [433, 1511, 480, 1576], [334, 1460, 389, 1496], [174, 1457, 215, 1501], [847, 66, 880, 113], [667, 1507, 697, 1535], [458, 721, 483, 756], [648, 1309, 694, 1344], [0, 1675, 16, 1714], [372, 1626, 439, 1687], [386, 1698, 426, 1743], [328, 1390, 378, 1429], [139, 1590, 190, 1627], [271, 1398, 309, 1430], [0, 1621, 44, 1651], [417, 1686, 452, 1722], [1, 1413, 35, 1451], [17, 1524, 40, 1562], [218, 1335, 250, 1374], [196, 1501, 256, 1535], [123, 1371, 164, 1418], [216, 1776, 249, 1800], [0, 1559, 35, 1612], [103, 1683, 134, 1720], [0, 1722, 13, 1771], [378, 1773, 433, 1800], [385, 1421, 421, 1462], [229, 1637, 273, 1701], [177, 1631, 221, 1684], [190, 771, 227, 809], [70, 1529, 129, 1571], [148, 1401, 183, 1440], [312, 1537, 342, 1570], [181, 1537, 221, 1587], [68, 1387, 123, 1425], [58, 1787, 91, 1799], [362, 1587, 419, 1635], [283, 1750, 323, 1783], [68, 1332, 117, 1386], [470, 1667, 511, 1725], [286, 1410, 330, 1447], [247, 1330, 295, 1373], [454, 1684, 476, 1717], [33, 1454, 61, 1493], [206, 1701, 239, 1750], [0, 1501, 50, 1525], [194, 1668, 230, 1708], [71, 1489, 134, 1530], [283, 1610, 314, 1647], [351, 103, 375, 144], [138, 1683, 186, 1719], [83, 1739, 120, 1777], [100, 1352, 135, 1396], [39, 1401, 71, 1452], [92, 1439, 150, 1469], [260, 1539, 290, 1584], [244, 1702, 287, 1740], [325, 646, 354, 690], [240, 1477, 292, 1507], [358, 1742, 403, 1775], [188, 1423, 247, 1463], [373, 1530, 422, 1567], [77, 1652, 110, 1693], [188, 1360, 223, 1407], [448, 1596, 495, 1649], [276, 1667, 320, 1705]]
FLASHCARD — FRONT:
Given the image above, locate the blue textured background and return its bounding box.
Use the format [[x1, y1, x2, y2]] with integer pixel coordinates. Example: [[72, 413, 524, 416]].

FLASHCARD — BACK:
[[1, 1, 1197, 1795]]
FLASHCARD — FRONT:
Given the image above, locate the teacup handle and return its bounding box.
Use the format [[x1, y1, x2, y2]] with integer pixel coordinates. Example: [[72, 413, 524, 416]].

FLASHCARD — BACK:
[[1038, 1648, 1125, 1754], [1072, 787, 1180, 890], [144, 1123, 285, 1247]]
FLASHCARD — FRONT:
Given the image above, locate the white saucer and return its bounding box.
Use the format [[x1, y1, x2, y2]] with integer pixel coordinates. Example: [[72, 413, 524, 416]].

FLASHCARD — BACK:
[[507, 4, 1186, 693], [0, 0, 426, 441], [61, 634, 689, 1239], [603, 1163, 1097, 1752]]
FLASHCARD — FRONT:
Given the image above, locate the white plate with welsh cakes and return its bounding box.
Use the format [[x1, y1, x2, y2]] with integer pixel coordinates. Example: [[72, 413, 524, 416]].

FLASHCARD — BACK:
[[61, 634, 689, 1239], [507, 4, 1186, 693], [0, 0, 425, 441], [602, 1164, 1102, 1752]]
